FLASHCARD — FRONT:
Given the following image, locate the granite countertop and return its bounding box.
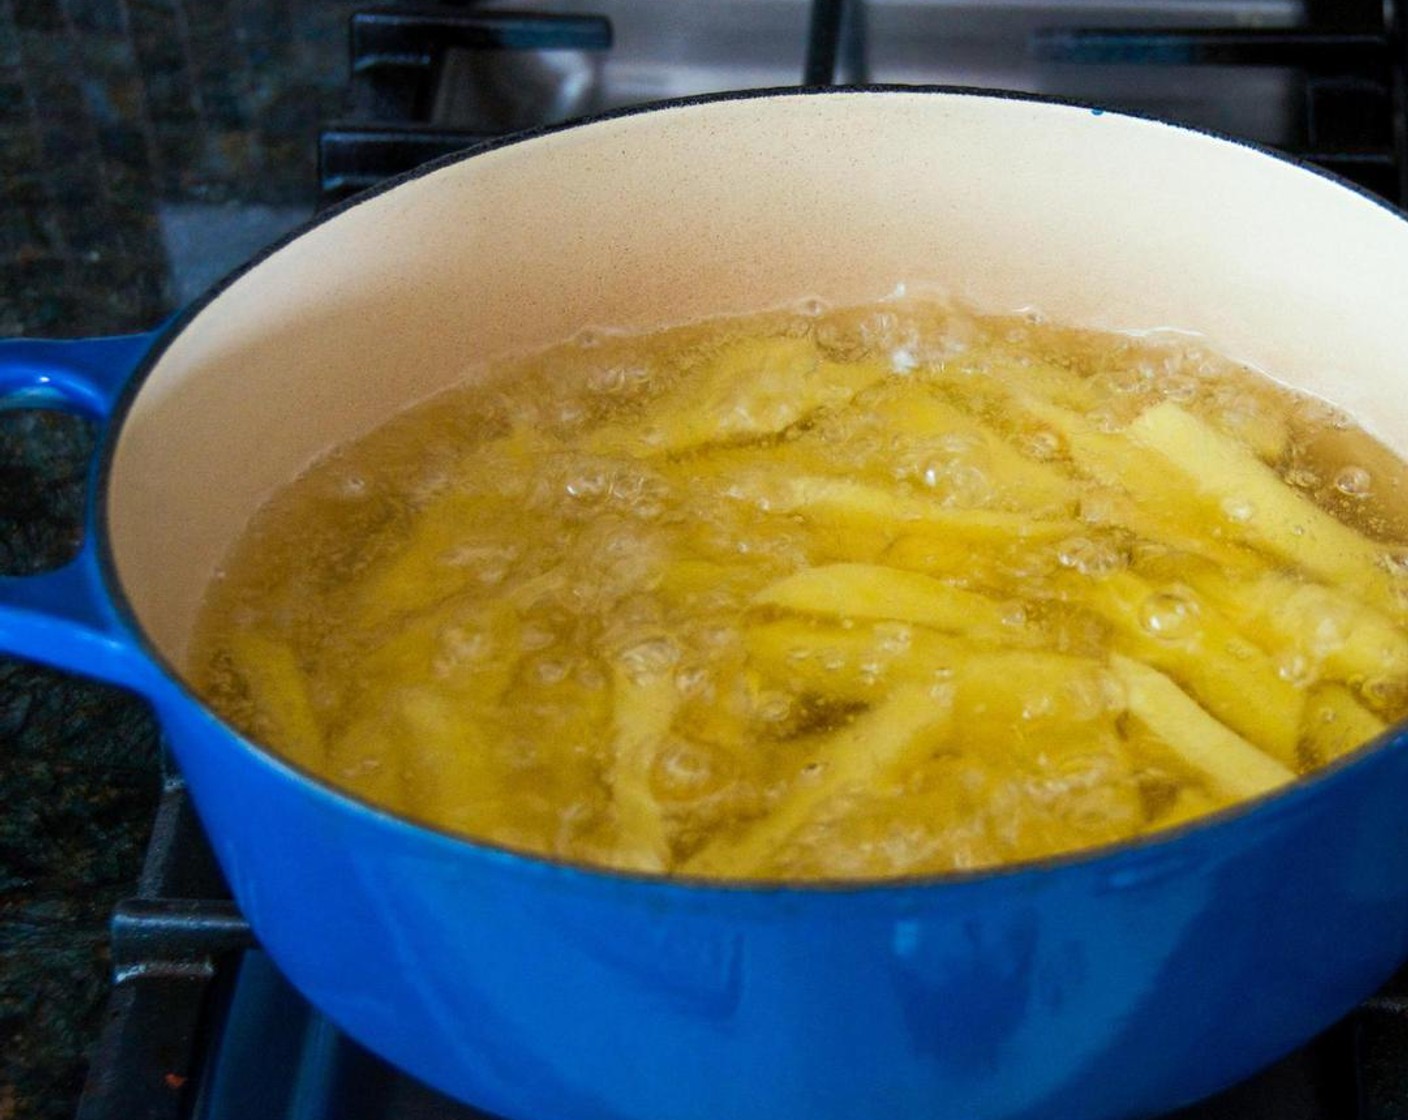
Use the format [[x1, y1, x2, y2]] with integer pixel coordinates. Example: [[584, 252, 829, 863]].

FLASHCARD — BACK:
[[1, 2, 360, 1115]]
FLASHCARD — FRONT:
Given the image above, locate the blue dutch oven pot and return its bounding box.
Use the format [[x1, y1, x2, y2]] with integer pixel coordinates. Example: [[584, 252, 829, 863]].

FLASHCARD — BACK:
[[4, 88, 1408, 1120]]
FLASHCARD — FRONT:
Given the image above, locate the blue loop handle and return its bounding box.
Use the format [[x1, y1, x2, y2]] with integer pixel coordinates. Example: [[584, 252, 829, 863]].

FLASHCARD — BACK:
[[0, 333, 161, 692]]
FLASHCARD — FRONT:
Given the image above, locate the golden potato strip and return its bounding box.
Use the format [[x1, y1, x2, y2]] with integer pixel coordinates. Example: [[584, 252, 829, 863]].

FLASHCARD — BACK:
[[1147, 785, 1224, 832], [932, 345, 1104, 412], [1111, 655, 1294, 799], [392, 686, 506, 831], [745, 617, 962, 702], [752, 563, 1023, 643], [684, 684, 952, 876], [351, 598, 519, 710], [608, 668, 677, 871], [1014, 398, 1250, 566], [658, 558, 775, 607], [730, 473, 1079, 564], [950, 650, 1113, 738], [863, 386, 1079, 510], [1183, 571, 1408, 685], [352, 493, 520, 633], [1302, 682, 1387, 765], [590, 336, 888, 456], [1073, 571, 1303, 764], [327, 714, 403, 807], [225, 630, 324, 768], [1128, 402, 1394, 607], [1211, 397, 1289, 464], [881, 521, 1082, 579]]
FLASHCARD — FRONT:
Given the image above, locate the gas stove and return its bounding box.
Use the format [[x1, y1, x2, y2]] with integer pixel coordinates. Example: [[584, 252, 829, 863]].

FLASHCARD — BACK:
[[71, 2, 1408, 1118], [317, 0, 1405, 208]]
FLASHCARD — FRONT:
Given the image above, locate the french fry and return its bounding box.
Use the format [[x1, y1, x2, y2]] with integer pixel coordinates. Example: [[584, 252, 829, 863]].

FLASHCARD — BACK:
[[1301, 682, 1387, 765], [950, 651, 1114, 742], [1127, 402, 1396, 608], [881, 520, 1083, 580], [326, 713, 404, 808], [1110, 655, 1294, 799], [1144, 784, 1223, 833], [346, 597, 521, 730], [853, 382, 1081, 512], [751, 562, 1027, 644], [684, 683, 952, 876], [351, 493, 521, 633], [224, 630, 324, 769], [1013, 398, 1250, 567], [608, 667, 677, 871], [928, 344, 1104, 413], [1180, 571, 1408, 685], [656, 557, 778, 607], [726, 473, 1079, 563], [392, 686, 507, 831], [589, 336, 889, 457], [744, 616, 962, 702], [1071, 570, 1304, 764]]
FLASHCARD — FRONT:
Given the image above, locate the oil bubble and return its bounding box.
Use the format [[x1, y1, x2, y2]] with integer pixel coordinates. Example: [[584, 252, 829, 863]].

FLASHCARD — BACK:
[[1020, 429, 1062, 462], [1220, 496, 1256, 523], [617, 636, 681, 681], [756, 692, 793, 723], [1057, 535, 1126, 577], [564, 469, 609, 501], [530, 657, 572, 686], [1333, 466, 1372, 498], [1275, 653, 1313, 687], [1139, 592, 1197, 640], [921, 461, 993, 507]]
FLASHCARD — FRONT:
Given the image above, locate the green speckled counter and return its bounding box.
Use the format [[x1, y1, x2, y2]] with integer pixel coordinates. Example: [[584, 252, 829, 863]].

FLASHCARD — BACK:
[[0, 2, 360, 1115]]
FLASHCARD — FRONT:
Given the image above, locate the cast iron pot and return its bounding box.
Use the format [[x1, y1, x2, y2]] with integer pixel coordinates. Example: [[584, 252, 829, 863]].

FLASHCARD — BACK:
[[4, 89, 1408, 1120]]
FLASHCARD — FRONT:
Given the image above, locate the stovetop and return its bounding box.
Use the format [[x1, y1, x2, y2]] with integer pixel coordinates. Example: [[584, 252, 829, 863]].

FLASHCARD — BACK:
[[56, 1, 1408, 1117]]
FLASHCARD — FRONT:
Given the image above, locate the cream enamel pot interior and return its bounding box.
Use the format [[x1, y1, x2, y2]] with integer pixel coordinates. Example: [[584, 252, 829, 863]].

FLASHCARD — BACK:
[[5, 88, 1408, 1120]]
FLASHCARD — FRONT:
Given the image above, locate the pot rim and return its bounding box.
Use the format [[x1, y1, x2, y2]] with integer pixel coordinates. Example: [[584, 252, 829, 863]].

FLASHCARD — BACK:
[[94, 82, 1408, 895]]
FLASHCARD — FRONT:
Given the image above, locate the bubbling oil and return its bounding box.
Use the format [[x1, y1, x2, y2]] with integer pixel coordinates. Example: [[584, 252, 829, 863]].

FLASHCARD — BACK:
[[189, 299, 1408, 879]]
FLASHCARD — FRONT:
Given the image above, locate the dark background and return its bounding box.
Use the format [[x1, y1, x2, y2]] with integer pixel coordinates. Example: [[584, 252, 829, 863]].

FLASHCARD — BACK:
[[1, 2, 361, 1115]]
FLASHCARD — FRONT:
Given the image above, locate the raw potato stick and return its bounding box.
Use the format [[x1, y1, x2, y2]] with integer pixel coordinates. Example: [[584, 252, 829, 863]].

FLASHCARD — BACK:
[[1072, 570, 1304, 765], [1302, 683, 1387, 765], [1110, 655, 1294, 799], [589, 336, 887, 457], [1182, 571, 1408, 686], [1013, 397, 1252, 568], [745, 617, 963, 702], [685, 683, 953, 876], [609, 668, 677, 871], [225, 630, 324, 769], [1128, 402, 1396, 609], [752, 562, 1027, 643]]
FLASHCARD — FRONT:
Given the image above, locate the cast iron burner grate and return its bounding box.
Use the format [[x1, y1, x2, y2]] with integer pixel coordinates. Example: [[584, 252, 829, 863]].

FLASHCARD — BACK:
[[318, 0, 1408, 209]]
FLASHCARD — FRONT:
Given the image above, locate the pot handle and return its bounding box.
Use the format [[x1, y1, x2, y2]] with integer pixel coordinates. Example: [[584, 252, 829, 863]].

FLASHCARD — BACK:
[[0, 333, 162, 693]]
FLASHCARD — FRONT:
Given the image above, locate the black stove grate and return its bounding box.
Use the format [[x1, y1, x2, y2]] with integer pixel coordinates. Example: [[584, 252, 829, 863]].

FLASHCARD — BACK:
[[319, 0, 1408, 209], [319, 4, 612, 204]]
